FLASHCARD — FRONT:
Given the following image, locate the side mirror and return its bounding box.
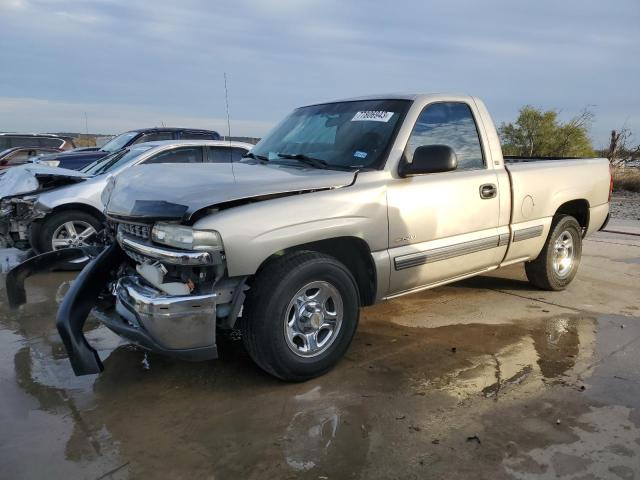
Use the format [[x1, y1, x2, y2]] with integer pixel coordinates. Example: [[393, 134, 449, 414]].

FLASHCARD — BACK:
[[399, 144, 457, 177]]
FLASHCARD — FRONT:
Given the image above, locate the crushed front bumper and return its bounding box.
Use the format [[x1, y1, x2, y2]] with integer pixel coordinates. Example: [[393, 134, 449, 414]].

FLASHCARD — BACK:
[[7, 242, 221, 376], [93, 275, 219, 361]]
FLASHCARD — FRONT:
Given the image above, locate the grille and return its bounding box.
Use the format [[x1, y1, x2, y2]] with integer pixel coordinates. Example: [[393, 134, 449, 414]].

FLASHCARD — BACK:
[[118, 222, 151, 241]]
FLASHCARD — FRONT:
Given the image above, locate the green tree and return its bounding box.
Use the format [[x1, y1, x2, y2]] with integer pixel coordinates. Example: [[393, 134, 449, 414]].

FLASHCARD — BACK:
[[499, 106, 594, 157]]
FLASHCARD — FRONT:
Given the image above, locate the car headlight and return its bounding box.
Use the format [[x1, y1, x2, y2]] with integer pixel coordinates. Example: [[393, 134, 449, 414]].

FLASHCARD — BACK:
[[151, 223, 223, 251], [35, 160, 60, 167]]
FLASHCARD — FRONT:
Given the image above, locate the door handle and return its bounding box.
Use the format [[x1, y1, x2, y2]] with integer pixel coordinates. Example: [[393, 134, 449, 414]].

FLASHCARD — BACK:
[[479, 183, 497, 199]]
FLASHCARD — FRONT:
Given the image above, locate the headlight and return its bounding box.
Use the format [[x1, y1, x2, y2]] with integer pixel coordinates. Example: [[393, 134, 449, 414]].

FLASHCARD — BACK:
[[35, 160, 60, 167], [151, 223, 223, 251]]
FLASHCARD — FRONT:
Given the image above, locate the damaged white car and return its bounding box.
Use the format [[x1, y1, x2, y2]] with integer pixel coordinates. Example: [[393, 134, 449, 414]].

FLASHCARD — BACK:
[[0, 140, 251, 267]]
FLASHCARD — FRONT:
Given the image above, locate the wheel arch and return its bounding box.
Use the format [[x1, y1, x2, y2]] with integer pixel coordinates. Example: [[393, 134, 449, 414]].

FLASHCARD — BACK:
[[254, 236, 377, 306], [47, 202, 106, 222], [554, 199, 590, 234]]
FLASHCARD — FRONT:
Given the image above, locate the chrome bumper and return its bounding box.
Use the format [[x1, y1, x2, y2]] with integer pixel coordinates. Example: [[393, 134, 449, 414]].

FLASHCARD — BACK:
[[116, 231, 220, 265], [114, 275, 218, 351]]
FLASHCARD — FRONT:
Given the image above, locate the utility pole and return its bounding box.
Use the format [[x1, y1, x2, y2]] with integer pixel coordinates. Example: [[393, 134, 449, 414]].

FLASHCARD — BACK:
[[224, 72, 231, 141], [84, 112, 88, 135]]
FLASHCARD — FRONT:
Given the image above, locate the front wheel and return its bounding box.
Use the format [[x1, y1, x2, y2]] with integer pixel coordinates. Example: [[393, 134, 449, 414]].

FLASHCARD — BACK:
[[240, 251, 360, 381], [36, 210, 103, 270], [525, 215, 582, 291]]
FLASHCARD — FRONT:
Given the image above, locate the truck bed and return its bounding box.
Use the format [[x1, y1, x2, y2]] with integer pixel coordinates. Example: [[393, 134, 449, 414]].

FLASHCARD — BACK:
[[504, 156, 594, 163], [504, 157, 610, 230]]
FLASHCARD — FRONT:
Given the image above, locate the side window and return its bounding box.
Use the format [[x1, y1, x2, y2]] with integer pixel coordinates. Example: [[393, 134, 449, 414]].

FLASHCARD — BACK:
[[39, 137, 63, 148], [10, 137, 38, 148], [206, 147, 248, 163], [0, 138, 8, 149], [133, 132, 174, 144], [181, 131, 216, 140], [7, 150, 32, 163], [144, 147, 203, 164], [405, 102, 484, 171]]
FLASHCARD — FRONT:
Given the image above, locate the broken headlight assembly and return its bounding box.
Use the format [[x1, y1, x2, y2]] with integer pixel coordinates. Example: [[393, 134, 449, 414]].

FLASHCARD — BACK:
[[151, 222, 223, 251]]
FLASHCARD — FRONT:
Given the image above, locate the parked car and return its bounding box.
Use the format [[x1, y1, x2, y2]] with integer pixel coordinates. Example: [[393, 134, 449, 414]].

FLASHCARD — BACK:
[[0, 133, 75, 151], [0, 140, 251, 264], [0, 147, 63, 169], [34, 128, 221, 170], [10, 94, 611, 381]]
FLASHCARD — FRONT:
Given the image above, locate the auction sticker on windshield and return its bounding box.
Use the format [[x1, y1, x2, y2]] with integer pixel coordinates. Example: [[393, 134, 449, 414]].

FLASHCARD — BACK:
[[352, 111, 394, 122]]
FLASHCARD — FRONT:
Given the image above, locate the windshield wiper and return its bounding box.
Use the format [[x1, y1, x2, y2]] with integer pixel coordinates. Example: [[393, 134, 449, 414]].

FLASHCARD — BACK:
[[275, 153, 354, 171], [242, 152, 269, 162]]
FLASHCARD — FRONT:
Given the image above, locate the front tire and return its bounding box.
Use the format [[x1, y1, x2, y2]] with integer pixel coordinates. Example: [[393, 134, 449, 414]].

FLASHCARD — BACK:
[[240, 251, 360, 381], [37, 210, 102, 270], [525, 215, 582, 291]]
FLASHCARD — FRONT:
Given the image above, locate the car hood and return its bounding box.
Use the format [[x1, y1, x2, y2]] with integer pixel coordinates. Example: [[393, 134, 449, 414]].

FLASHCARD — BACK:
[[0, 164, 89, 200], [105, 162, 357, 221]]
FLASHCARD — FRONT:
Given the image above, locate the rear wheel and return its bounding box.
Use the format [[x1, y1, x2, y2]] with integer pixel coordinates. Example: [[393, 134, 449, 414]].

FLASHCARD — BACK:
[[37, 210, 102, 270], [240, 251, 360, 381], [525, 215, 582, 291]]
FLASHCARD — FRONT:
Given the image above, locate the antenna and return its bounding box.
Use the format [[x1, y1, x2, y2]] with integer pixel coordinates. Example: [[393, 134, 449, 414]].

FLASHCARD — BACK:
[[223, 72, 232, 142]]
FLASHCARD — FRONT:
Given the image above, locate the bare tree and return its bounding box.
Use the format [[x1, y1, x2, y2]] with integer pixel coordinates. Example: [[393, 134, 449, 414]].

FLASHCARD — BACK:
[[607, 127, 639, 166]]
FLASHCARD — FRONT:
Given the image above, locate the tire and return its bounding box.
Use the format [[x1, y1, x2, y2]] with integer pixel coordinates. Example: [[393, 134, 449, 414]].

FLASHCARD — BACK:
[[37, 210, 103, 270], [240, 251, 360, 381], [525, 215, 582, 291]]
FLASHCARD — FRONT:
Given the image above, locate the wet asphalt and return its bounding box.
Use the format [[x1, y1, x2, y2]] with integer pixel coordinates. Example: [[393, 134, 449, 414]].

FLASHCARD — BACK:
[[0, 228, 639, 479]]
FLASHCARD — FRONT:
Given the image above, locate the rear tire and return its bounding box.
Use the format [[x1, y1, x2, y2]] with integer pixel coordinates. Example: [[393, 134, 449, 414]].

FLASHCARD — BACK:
[[525, 215, 582, 291], [37, 210, 102, 270], [240, 251, 360, 381]]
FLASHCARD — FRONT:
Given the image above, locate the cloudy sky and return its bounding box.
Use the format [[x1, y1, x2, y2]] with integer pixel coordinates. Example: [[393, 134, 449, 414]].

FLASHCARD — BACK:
[[0, 0, 638, 147]]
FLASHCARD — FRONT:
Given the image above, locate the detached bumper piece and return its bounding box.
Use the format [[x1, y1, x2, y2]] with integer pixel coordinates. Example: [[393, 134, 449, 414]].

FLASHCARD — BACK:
[[6, 246, 102, 309], [56, 244, 125, 375], [92, 275, 218, 362]]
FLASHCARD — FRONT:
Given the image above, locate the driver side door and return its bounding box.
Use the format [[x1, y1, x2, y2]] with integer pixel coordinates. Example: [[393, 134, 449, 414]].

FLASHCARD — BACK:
[[387, 101, 506, 296]]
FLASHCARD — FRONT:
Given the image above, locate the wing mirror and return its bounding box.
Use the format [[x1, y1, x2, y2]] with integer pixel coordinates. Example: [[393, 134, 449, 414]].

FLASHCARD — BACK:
[[399, 144, 458, 177]]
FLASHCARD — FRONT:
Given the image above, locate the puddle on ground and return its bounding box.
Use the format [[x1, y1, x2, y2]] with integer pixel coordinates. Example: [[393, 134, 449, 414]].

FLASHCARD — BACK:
[[0, 272, 638, 479]]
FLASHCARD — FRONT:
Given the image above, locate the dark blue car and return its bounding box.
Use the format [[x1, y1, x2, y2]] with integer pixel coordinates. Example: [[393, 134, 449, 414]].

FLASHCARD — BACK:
[[35, 127, 220, 170]]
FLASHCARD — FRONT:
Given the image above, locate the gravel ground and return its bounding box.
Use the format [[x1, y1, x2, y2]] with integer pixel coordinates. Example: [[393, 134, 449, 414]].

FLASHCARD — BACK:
[[610, 190, 640, 221]]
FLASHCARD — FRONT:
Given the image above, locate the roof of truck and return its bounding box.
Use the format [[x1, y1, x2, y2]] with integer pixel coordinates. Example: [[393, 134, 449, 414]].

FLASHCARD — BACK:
[[302, 93, 473, 107]]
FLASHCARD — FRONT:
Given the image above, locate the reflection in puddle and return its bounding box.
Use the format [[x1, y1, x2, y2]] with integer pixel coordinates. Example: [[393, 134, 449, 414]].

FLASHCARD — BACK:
[[0, 272, 620, 479]]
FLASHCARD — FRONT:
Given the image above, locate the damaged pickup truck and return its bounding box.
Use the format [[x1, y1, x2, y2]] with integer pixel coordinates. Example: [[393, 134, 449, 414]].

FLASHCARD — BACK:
[[9, 94, 613, 381]]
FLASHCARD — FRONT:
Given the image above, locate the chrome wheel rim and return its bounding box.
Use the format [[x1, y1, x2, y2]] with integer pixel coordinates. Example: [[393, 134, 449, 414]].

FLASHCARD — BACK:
[[284, 281, 344, 358], [552, 230, 574, 278], [51, 220, 97, 263]]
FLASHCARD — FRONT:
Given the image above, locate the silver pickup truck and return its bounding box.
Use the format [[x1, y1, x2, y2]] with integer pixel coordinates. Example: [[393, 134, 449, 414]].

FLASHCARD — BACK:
[[9, 93, 612, 381]]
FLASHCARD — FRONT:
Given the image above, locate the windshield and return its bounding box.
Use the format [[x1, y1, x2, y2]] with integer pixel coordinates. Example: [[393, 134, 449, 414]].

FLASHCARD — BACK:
[[100, 131, 139, 153], [250, 99, 410, 170], [82, 145, 153, 175]]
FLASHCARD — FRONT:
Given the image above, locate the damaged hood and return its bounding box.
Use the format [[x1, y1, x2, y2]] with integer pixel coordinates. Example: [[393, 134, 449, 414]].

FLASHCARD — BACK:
[[105, 162, 357, 220], [0, 164, 89, 200]]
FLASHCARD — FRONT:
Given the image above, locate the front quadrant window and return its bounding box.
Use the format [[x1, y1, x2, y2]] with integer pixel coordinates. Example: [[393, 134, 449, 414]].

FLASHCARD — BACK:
[[406, 102, 484, 171], [206, 146, 248, 163]]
